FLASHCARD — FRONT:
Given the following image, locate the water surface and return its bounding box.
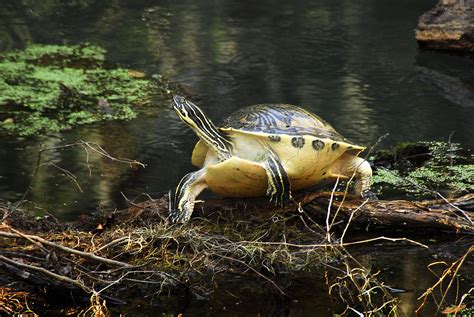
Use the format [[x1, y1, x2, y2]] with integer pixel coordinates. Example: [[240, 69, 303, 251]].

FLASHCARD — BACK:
[[1, 0, 473, 218]]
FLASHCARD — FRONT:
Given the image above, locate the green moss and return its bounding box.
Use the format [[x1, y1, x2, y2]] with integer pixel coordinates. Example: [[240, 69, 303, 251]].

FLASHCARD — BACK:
[[0, 44, 151, 136], [372, 141, 474, 197], [2, 44, 106, 67]]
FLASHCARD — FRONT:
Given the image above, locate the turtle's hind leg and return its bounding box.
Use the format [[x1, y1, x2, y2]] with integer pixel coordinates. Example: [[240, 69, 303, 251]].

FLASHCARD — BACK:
[[332, 153, 377, 200], [263, 151, 292, 208], [171, 169, 207, 223]]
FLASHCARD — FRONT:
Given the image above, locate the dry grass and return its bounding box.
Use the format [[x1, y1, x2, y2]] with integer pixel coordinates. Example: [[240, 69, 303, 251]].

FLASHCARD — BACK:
[[0, 287, 38, 316], [0, 193, 404, 316], [417, 245, 473, 316]]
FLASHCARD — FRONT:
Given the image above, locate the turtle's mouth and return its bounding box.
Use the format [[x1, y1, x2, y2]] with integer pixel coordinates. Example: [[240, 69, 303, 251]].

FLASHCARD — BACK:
[[172, 95, 186, 113], [172, 95, 192, 123]]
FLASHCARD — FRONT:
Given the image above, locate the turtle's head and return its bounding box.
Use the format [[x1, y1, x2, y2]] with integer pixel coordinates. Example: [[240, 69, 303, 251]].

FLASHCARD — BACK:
[[172, 95, 209, 130], [172, 94, 219, 132], [171, 95, 233, 158], [172, 95, 194, 126]]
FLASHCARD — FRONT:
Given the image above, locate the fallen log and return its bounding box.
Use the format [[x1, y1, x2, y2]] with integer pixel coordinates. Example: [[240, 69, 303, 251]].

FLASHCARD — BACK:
[[302, 193, 474, 234], [118, 192, 474, 234]]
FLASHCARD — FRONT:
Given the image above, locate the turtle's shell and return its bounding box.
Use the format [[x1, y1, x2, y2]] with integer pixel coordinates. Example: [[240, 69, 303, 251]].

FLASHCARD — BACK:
[[192, 104, 365, 197], [220, 104, 345, 141]]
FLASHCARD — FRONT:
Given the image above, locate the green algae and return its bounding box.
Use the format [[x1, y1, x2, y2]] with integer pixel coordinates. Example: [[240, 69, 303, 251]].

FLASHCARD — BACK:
[[0, 44, 152, 136], [372, 141, 474, 197]]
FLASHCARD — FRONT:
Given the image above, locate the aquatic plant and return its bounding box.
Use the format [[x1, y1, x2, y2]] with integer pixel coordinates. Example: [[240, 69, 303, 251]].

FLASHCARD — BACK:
[[0, 44, 152, 136], [372, 141, 474, 197]]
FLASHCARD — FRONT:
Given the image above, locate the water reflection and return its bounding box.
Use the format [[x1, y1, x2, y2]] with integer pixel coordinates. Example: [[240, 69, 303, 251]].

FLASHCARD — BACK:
[[2, 0, 474, 216], [416, 52, 474, 108]]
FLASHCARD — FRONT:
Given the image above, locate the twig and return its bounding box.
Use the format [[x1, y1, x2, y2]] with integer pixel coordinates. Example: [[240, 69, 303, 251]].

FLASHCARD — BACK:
[[94, 237, 129, 253], [416, 245, 473, 314], [340, 236, 428, 249], [0, 255, 91, 292], [326, 176, 340, 242], [0, 230, 132, 268], [346, 306, 364, 316], [6, 227, 49, 255], [431, 191, 473, 226], [2, 143, 44, 222], [2, 140, 145, 222], [80, 141, 146, 168], [41, 162, 83, 193], [235, 236, 428, 249], [340, 199, 368, 245], [213, 253, 287, 296]]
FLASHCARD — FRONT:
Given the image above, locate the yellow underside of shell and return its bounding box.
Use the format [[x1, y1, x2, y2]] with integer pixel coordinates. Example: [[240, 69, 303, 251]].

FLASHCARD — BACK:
[[191, 129, 365, 197]]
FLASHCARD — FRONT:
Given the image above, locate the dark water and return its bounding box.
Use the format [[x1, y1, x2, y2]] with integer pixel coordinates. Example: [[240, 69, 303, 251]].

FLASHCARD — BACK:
[[113, 241, 473, 317], [1, 0, 474, 218], [1, 0, 473, 315]]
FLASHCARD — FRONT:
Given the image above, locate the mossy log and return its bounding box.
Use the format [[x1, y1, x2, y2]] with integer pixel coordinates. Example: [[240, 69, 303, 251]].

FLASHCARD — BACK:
[[194, 192, 474, 234], [415, 0, 474, 54], [303, 192, 473, 233]]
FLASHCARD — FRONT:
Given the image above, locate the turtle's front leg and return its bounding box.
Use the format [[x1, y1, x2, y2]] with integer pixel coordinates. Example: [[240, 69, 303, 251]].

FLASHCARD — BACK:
[[170, 169, 207, 223], [263, 152, 292, 208]]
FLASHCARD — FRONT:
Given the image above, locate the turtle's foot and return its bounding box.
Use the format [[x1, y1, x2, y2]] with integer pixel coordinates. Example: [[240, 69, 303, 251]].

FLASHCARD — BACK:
[[268, 190, 292, 208], [361, 190, 378, 201], [169, 201, 193, 223], [169, 207, 193, 223], [169, 208, 182, 223]]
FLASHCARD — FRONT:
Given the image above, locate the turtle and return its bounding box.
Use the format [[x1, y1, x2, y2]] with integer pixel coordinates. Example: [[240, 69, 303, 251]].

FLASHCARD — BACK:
[[170, 95, 376, 223]]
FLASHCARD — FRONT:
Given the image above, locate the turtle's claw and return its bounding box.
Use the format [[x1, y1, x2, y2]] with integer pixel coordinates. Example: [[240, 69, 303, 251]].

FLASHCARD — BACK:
[[269, 194, 281, 208], [168, 199, 186, 223], [361, 190, 378, 201], [168, 208, 181, 223]]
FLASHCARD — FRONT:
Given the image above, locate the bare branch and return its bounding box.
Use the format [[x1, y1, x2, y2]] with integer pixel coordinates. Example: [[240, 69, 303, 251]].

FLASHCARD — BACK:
[[0, 255, 91, 292], [0, 230, 132, 268]]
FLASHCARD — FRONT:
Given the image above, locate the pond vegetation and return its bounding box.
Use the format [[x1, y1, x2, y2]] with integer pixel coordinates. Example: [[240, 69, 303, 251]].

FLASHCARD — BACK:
[[372, 141, 474, 197], [0, 44, 153, 136]]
